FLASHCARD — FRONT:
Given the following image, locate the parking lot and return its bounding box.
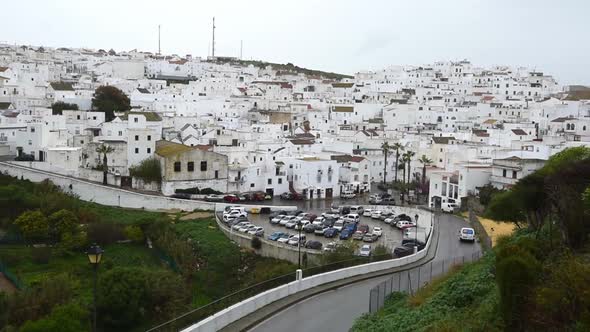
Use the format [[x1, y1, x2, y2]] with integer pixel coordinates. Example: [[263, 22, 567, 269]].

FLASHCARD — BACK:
[[239, 204, 432, 253]]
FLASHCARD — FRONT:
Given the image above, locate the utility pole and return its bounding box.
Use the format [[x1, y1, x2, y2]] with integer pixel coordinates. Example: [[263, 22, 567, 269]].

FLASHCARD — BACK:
[[212, 17, 216, 58], [158, 25, 161, 55]]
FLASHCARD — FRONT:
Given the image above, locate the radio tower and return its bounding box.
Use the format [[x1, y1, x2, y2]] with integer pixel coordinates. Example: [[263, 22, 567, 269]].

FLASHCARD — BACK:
[[212, 17, 216, 58], [158, 25, 161, 55]]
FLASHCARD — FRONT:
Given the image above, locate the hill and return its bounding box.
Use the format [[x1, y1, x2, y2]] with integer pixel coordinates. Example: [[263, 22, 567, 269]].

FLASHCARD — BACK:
[[209, 58, 354, 80]]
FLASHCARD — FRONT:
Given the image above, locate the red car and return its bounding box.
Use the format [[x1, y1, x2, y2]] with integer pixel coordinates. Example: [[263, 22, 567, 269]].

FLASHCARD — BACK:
[[223, 194, 240, 203]]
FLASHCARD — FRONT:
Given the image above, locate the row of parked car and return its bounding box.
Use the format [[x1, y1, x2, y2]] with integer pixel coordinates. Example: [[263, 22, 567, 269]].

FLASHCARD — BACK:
[[221, 207, 265, 237], [363, 209, 418, 229], [205, 191, 272, 203]]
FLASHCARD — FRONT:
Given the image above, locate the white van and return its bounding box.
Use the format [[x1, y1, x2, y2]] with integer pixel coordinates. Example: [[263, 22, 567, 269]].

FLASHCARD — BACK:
[[349, 206, 364, 215], [344, 213, 361, 224]]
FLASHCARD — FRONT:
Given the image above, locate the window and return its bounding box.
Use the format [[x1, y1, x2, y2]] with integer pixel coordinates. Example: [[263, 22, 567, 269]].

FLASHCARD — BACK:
[[512, 170, 517, 179], [502, 169, 507, 177], [30, 127, 35, 133], [268, 179, 272, 185], [147, 148, 151, 153], [174, 162, 181, 172], [134, 117, 138, 123], [118, 131, 122, 136], [187, 162, 194, 172], [200, 161, 207, 171], [214, 170, 219, 179], [134, 148, 139, 154], [250, 183, 255, 188], [278, 178, 283, 184], [442, 183, 447, 196], [77, 115, 81, 120], [135, 135, 139, 141], [147, 135, 151, 141]]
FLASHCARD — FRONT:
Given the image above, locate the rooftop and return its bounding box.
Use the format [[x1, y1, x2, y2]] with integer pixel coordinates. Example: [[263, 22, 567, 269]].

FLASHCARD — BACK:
[[155, 140, 195, 157]]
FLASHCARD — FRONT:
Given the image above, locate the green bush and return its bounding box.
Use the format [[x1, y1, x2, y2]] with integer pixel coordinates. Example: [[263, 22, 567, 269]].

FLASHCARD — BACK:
[[129, 157, 162, 184], [19, 303, 88, 332], [124, 225, 144, 242], [251, 236, 262, 250], [14, 210, 49, 243]]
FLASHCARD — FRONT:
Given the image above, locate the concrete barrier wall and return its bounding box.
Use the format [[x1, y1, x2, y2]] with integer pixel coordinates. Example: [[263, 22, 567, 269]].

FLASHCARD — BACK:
[[215, 214, 320, 265], [182, 211, 435, 332], [0, 162, 296, 213]]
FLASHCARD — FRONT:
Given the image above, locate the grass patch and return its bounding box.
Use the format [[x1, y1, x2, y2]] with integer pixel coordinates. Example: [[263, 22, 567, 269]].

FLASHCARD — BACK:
[[407, 264, 464, 307]]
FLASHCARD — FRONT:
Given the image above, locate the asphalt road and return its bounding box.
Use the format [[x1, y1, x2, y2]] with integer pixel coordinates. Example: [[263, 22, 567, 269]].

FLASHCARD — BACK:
[[249, 212, 481, 332]]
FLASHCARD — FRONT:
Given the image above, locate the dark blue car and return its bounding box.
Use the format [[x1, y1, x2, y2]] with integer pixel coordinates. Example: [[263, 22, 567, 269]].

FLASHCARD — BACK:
[[340, 228, 352, 240], [268, 231, 285, 241], [323, 228, 338, 238]]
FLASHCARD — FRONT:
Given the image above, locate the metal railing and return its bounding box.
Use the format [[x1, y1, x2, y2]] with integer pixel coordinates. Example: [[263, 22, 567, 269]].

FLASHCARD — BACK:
[[368, 251, 483, 313]]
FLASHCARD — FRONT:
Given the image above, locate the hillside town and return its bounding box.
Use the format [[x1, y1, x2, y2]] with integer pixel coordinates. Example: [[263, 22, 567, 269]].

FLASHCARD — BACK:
[[0, 43, 588, 208]]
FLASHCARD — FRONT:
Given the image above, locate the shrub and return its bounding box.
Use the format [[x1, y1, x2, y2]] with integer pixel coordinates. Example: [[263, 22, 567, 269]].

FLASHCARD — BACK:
[[87, 223, 125, 245], [14, 210, 49, 243], [129, 158, 162, 184], [19, 303, 88, 332], [251, 236, 262, 250], [124, 225, 144, 242], [31, 247, 51, 264], [199, 188, 223, 195]]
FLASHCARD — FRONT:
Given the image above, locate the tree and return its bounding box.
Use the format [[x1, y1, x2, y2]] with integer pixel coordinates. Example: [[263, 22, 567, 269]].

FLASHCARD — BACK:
[[381, 142, 391, 185], [51, 102, 78, 115], [91, 86, 130, 121], [402, 150, 415, 202], [47, 209, 78, 243], [96, 144, 115, 185], [418, 155, 432, 200], [14, 210, 48, 242], [392, 142, 404, 182], [129, 157, 162, 184]]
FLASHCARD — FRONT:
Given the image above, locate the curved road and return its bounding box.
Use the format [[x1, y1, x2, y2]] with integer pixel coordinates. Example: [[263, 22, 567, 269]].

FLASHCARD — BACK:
[[250, 213, 481, 332]]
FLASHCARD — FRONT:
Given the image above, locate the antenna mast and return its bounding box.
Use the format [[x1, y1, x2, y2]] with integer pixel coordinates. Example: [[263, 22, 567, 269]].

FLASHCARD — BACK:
[[158, 25, 161, 55], [212, 17, 216, 58], [240, 40, 243, 59]]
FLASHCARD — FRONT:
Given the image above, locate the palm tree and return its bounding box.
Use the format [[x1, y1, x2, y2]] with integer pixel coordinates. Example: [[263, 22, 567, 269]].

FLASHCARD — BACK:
[[381, 142, 391, 185], [403, 150, 416, 201], [96, 144, 115, 185], [418, 155, 433, 202], [392, 143, 404, 183]]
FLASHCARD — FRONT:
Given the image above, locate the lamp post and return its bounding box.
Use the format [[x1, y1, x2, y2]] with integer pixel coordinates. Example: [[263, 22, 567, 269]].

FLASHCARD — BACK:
[[414, 214, 419, 243], [297, 220, 302, 270], [87, 244, 104, 332]]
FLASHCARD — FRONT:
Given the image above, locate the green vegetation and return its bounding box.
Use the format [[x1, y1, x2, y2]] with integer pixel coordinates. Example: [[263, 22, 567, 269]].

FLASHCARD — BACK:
[[209, 58, 354, 80], [129, 157, 162, 184], [91, 85, 131, 122], [353, 147, 590, 331], [0, 174, 295, 331], [51, 101, 78, 115]]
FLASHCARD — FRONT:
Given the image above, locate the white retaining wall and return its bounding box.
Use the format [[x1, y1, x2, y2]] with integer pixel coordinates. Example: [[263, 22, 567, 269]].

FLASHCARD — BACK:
[[0, 162, 296, 213], [182, 210, 435, 332]]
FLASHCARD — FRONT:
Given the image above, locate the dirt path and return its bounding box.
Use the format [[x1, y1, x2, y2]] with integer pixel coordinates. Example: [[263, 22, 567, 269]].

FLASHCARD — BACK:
[[0, 272, 17, 294]]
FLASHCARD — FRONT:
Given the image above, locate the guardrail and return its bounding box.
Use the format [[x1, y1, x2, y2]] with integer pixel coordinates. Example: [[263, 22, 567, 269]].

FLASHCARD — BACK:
[[171, 209, 435, 332]]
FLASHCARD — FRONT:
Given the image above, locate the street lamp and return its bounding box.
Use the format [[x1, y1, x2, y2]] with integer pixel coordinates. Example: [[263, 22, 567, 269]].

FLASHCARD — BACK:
[[414, 214, 419, 243], [297, 220, 302, 270], [87, 244, 104, 332]]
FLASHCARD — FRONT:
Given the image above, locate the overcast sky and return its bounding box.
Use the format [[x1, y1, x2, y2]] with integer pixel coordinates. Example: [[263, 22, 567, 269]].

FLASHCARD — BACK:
[[3, 0, 589, 84]]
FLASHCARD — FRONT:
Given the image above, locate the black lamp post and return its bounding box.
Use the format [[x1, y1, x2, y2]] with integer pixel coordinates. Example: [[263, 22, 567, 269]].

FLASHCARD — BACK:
[[297, 220, 302, 270], [87, 244, 104, 332], [414, 214, 419, 243]]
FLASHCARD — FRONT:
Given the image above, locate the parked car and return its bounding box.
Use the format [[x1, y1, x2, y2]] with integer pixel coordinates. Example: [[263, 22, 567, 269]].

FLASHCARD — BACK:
[[396, 220, 416, 229], [232, 221, 249, 231], [268, 231, 285, 241], [279, 215, 295, 226], [324, 228, 338, 238], [358, 224, 369, 234], [362, 233, 379, 243], [305, 240, 323, 250], [344, 213, 361, 224], [333, 220, 345, 232], [384, 217, 395, 225], [373, 227, 383, 237], [288, 234, 306, 246], [239, 224, 255, 233], [303, 223, 316, 233], [314, 225, 328, 235], [248, 226, 264, 236], [228, 216, 248, 225], [339, 206, 351, 215], [352, 230, 364, 240], [371, 211, 382, 219], [285, 220, 298, 229], [324, 242, 337, 252], [312, 216, 325, 226], [341, 191, 356, 199], [369, 196, 383, 205], [393, 244, 415, 257], [379, 211, 393, 221], [363, 209, 373, 217], [270, 214, 286, 224], [305, 214, 318, 222], [459, 227, 476, 242], [252, 191, 267, 201], [442, 202, 459, 213], [277, 233, 291, 243], [394, 214, 412, 223], [223, 210, 247, 221], [279, 192, 292, 200], [350, 205, 364, 215], [359, 244, 372, 257], [381, 197, 396, 205], [323, 217, 336, 228], [204, 194, 225, 202], [401, 239, 426, 250], [330, 203, 340, 214], [340, 228, 352, 240]]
